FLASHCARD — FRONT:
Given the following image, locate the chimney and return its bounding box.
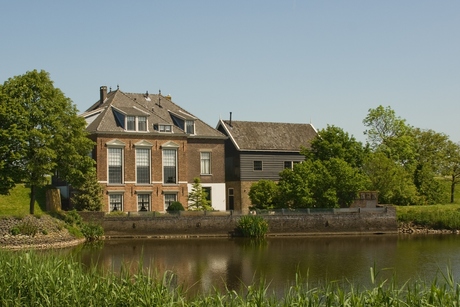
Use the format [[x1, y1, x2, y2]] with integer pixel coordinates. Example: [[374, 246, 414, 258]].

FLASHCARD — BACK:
[[100, 86, 107, 104], [229, 112, 232, 126]]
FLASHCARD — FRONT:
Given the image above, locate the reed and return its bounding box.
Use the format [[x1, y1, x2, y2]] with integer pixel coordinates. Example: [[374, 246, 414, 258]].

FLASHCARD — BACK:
[[0, 250, 459, 306]]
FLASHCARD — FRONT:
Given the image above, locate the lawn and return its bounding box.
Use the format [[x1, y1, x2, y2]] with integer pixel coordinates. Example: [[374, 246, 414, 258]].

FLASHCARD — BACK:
[[0, 184, 45, 217]]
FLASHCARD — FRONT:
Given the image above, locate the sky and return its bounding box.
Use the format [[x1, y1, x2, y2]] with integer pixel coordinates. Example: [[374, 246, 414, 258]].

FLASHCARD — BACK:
[[1, 1, 459, 142]]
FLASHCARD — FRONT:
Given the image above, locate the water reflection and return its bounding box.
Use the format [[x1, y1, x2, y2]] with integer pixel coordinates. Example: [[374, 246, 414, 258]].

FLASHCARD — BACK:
[[67, 235, 460, 296]]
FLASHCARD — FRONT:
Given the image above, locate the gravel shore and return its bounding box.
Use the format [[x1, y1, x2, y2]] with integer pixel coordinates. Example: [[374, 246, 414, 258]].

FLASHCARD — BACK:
[[0, 215, 84, 250]]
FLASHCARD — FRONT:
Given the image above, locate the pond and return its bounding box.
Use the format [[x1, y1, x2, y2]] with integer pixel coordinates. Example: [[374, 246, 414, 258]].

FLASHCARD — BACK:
[[67, 234, 460, 296]]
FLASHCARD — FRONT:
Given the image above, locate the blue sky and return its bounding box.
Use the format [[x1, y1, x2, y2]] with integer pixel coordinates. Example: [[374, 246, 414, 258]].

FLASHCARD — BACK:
[[1, 1, 459, 142]]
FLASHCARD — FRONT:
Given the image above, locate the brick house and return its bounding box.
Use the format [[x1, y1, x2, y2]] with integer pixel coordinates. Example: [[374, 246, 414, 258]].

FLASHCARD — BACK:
[[81, 86, 227, 212], [216, 117, 317, 212]]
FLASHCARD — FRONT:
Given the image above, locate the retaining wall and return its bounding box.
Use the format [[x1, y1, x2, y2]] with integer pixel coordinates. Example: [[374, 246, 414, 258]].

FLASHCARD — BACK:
[[79, 206, 397, 237]]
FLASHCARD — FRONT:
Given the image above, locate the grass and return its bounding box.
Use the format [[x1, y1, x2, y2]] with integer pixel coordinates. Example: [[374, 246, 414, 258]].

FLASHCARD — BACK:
[[0, 250, 459, 306], [0, 184, 46, 217]]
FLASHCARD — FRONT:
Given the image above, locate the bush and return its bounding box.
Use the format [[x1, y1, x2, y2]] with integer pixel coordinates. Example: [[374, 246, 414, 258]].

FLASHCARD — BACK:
[[81, 223, 104, 241], [237, 215, 269, 238], [10, 219, 38, 237], [167, 201, 185, 212]]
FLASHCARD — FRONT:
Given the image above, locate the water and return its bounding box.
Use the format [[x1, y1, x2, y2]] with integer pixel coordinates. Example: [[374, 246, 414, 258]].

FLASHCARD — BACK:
[[69, 234, 460, 296]]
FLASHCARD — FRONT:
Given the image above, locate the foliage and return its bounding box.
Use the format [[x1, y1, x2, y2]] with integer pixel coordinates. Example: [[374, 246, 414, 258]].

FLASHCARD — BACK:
[[9, 219, 39, 237], [441, 141, 460, 203], [81, 223, 104, 241], [71, 168, 103, 211], [278, 159, 367, 208], [166, 201, 185, 212], [363, 152, 419, 206], [2, 251, 460, 306], [303, 124, 369, 168], [248, 179, 279, 209], [397, 204, 460, 230], [363, 105, 415, 165], [187, 177, 213, 211], [236, 215, 269, 238], [0, 70, 95, 214]]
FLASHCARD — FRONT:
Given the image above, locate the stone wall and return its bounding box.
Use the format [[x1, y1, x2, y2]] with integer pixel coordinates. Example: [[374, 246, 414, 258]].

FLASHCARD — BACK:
[[83, 206, 397, 237]]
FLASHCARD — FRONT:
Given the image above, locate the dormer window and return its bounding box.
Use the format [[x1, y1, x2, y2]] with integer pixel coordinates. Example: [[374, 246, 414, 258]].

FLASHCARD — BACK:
[[138, 116, 147, 131], [154, 124, 173, 133], [185, 120, 195, 134], [126, 116, 148, 132]]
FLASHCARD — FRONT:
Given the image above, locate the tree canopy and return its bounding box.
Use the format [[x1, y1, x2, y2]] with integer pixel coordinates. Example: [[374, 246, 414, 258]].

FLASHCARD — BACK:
[[0, 70, 95, 214]]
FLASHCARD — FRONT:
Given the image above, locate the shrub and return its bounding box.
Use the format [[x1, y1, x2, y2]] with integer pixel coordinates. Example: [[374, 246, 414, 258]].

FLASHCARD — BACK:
[[81, 223, 104, 241], [10, 219, 39, 237], [167, 201, 185, 212], [237, 215, 269, 238]]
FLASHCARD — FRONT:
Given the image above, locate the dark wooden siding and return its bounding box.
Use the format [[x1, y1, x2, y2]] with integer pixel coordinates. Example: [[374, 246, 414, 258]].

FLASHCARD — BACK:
[[240, 152, 305, 181]]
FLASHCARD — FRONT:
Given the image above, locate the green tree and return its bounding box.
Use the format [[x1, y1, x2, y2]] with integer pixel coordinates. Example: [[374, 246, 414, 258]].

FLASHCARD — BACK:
[[71, 168, 103, 211], [0, 70, 95, 214], [278, 158, 367, 208], [442, 141, 460, 203], [363, 105, 416, 168], [248, 179, 279, 210], [302, 125, 369, 168], [188, 177, 213, 211], [363, 152, 418, 206]]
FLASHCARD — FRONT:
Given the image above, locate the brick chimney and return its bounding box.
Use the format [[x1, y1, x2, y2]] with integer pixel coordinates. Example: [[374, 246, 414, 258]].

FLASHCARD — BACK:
[[100, 86, 107, 104]]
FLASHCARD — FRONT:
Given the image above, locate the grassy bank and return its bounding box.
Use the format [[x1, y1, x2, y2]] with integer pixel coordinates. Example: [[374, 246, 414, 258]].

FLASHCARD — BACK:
[[0, 250, 459, 306], [0, 184, 45, 217], [397, 204, 460, 230]]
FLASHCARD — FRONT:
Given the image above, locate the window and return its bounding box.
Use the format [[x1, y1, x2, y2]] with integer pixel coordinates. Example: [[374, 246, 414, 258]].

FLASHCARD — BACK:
[[136, 148, 150, 184], [108, 148, 123, 184], [109, 194, 123, 212], [200, 152, 211, 174], [159, 124, 172, 132], [253, 161, 263, 171], [228, 188, 234, 210], [185, 120, 195, 134], [127, 116, 136, 131], [163, 149, 177, 184], [203, 187, 211, 204], [138, 116, 147, 131], [164, 193, 177, 210], [284, 161, 293, 169], [137, 194, 150, 211]]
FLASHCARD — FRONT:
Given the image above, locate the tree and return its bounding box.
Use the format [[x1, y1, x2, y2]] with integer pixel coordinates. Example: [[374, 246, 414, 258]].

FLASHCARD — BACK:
[[248, 179, 279, 209], [363, 105, 416, 168], [442, 141, 460, 203], [302, 125, 369, 168], [0, 70, 95, 214], [188, 177, 213, 211], [363, 152, 418, 206], [71, 168, 103, 211], [278, 158, 367, 208]]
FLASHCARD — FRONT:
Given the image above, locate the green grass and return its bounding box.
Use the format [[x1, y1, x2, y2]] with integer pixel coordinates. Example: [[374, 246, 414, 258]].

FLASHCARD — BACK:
[[1, 250, 460, 306], [397, 204, 460, 230], [0, 184, 46, 217]]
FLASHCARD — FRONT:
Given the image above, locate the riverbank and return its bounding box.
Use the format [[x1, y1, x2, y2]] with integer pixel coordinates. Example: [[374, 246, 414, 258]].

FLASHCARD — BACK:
[[0, 215, 84, 250]]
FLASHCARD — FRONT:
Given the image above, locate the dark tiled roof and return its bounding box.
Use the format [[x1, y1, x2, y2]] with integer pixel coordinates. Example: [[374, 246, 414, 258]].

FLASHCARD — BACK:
[[218, 120, 317, 151], [81, 89, 225, 139]]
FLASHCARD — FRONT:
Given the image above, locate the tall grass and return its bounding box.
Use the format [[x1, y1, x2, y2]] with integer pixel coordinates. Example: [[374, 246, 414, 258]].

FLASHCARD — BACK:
[[236, 215, 269, 238], [1, 250, 460, 306], [397, 204, 460, 230]]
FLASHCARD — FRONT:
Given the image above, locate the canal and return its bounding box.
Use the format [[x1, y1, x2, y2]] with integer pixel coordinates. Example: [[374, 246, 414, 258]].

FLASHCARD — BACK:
[[68, 234, 460, 296]]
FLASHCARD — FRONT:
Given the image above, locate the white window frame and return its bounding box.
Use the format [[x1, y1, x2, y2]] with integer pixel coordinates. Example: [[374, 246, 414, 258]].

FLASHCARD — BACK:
[[136, 148, 151, 184], [137, 193, 150, 212], [109, 193, 123, 212], [200, 152, 211, 175], [126, 116, 136, 131], [163, 148, 177, 184], [185, 120, 195, 134], [164, 193, 177, 211], [108, 147, 124, 184], [138, 116, 147, 131]]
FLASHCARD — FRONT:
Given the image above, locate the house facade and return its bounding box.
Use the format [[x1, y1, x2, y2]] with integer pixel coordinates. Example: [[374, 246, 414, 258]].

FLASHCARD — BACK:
[[81, 86, 227, 212], [217, 118, 317, 212]]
